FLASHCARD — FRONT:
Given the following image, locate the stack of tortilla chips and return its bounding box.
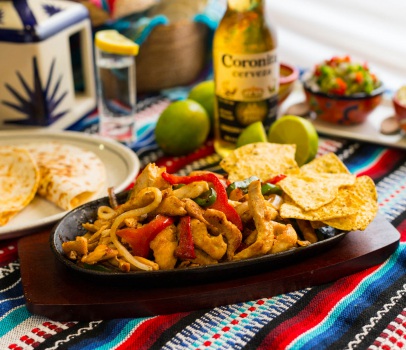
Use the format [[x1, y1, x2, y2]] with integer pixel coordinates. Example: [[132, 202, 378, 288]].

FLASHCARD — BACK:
[[221, 143, 378, 232]]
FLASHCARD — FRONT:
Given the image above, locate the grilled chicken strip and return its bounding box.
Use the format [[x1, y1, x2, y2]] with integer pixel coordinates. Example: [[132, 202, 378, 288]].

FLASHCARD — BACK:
[[62, 236, 88, 259], [233, 180, 277, 260], [150, 224, 178, 270], [190, 218, 227, 260], [234, 201, 252, 223], [172, 181, 209, 199], [270, 222, 298, 254], [182, 198, 211, 226], [296, 219, 318, 243], [151, 194, 187, 217], [81, 244, 118, 264], [129, 163, 170, 200], [190, 249, 218, 266], [203, 209, 242, 260]]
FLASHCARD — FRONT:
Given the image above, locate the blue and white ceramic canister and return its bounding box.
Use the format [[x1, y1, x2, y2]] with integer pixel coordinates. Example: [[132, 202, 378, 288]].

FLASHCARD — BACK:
[[0, 0, 96, 128]]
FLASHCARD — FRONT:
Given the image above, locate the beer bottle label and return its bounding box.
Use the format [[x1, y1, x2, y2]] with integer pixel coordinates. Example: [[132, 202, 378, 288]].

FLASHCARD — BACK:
[[214, 50, 279, 143]]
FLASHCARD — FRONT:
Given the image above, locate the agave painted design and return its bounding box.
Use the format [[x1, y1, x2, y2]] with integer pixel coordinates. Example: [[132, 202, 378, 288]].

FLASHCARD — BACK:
[[2, 57, 69, 125], [43, 3, 63, 17]]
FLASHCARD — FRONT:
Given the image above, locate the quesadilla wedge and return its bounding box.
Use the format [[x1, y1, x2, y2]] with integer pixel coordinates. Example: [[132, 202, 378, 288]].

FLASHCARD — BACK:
[[0, 147, 40, 226], [23, 142, 107, 211]]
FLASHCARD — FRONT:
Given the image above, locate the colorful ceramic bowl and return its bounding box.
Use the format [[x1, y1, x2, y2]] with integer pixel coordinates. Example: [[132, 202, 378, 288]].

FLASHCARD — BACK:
[[278, 63, 299, 104], [393, 87, 406, 133], [303, 82, 385, 125]]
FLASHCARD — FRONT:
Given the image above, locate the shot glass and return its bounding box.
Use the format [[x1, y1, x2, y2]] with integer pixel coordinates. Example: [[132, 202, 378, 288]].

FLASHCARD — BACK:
[[95, 30, 139, 144]]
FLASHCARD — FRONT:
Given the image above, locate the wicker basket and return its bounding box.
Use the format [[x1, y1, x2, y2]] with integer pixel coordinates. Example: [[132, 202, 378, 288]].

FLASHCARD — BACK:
[[136, 20, 209, 93], [135, 0, 211, 93]]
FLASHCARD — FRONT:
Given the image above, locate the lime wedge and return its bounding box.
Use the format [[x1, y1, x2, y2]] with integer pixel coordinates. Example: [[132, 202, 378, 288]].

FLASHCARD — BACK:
[[95, 30, 139, 56], [268, 115, 319, 166], [236, 121, 268, 148]]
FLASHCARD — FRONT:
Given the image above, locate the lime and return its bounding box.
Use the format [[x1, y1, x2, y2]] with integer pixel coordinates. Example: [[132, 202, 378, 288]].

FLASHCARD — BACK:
[[155, 99, 210, 156], [95, 30, 139, 56], [268, 115, 319, 166], [188, 80, 215, 130], [236, 121, 267, 148]]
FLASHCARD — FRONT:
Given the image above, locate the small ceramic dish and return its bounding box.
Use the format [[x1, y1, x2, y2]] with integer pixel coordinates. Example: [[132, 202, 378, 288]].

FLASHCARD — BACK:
[[393, 86, 406, 133], [279, 63, 299, 104], [302, 81, 385, 125]]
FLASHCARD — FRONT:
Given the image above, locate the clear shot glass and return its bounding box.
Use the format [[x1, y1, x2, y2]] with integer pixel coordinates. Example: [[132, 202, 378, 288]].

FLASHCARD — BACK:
[[95, 30, 139, 145]]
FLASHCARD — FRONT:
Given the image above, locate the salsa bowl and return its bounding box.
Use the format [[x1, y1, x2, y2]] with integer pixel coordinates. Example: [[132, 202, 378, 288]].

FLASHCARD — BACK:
[[302, 56, 384, 125], [303, 82, 385, 125]]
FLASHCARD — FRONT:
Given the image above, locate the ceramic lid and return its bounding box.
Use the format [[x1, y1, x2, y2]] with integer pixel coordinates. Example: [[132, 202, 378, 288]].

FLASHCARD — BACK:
[[0, 0, 89, 43]]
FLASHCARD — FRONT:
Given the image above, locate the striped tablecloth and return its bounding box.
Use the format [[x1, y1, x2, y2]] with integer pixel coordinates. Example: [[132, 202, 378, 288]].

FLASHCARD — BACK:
[[1, 94, 405, 350]]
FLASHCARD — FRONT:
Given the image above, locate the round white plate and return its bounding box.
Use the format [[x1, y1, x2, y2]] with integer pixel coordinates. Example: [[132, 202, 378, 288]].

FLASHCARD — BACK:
[[0, 130, 140, 239]]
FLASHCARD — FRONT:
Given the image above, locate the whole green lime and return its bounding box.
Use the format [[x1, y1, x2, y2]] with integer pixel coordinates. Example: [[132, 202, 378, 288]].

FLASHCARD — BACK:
[[188, 80, 215, 130], [155, 99, 210, 156]]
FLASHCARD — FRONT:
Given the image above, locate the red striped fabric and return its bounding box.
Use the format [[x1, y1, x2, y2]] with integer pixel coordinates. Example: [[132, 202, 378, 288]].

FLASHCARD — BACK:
[[358, 148, 405, 178], [259, 264, 380, 349]]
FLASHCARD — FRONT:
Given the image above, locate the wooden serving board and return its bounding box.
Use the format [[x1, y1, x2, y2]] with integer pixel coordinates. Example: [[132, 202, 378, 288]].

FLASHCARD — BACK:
[[19, 214, 399, 321]]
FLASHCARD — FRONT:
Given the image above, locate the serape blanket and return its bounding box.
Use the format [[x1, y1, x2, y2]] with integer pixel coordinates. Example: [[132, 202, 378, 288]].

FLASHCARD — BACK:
[[0, 94, 406, 350]]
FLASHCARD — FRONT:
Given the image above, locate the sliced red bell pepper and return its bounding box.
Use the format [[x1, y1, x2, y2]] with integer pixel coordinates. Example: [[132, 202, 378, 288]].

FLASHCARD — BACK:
[[265, 174, 287, 184], [174, 216, 196, 260], [116, 215, 174, 258], [162, 172, 243, 231]]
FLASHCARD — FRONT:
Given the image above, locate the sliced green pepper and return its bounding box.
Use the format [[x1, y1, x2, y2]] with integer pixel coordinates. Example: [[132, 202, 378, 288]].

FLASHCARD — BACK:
[[261, 183, 283, 196], [82, 263, 112, 272], [226, 176, 259, 197], [173, 183, 185, 190], [193, 187, 217, 207]]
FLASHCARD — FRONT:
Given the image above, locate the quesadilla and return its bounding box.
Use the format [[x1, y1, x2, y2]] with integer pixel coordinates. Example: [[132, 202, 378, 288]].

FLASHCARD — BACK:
[[23, 142, 107, 211], [0, 147, 40, 226]]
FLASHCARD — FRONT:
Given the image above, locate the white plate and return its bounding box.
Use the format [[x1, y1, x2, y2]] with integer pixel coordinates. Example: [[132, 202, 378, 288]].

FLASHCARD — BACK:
[[280, 83, 406, 149], [0, 130, 140, 240]]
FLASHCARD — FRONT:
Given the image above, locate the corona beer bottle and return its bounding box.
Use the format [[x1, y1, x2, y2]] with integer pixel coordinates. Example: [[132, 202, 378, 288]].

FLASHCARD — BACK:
[[213, 0, 278, 157]]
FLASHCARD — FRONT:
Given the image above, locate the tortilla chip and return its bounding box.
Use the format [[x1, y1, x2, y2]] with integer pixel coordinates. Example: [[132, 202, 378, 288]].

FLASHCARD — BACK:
[[279, 187, 363, 221], [322, 176, 378, 231], [0, 147, 40, 226], [220, 142, 300, 183], [278, 173, 356, 211], [300, 153, 350, 174]]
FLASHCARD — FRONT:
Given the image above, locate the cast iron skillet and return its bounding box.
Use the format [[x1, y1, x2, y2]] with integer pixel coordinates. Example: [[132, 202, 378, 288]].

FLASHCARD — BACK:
[[50, 191, 348, 285]]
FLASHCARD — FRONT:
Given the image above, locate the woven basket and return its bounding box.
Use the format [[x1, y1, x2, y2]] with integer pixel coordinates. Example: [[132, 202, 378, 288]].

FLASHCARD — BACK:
[[136, 20, 209, 93]]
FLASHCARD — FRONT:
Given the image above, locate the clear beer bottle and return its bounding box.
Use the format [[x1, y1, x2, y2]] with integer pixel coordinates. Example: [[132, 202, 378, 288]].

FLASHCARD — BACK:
[[213, 0, 279, 157]]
